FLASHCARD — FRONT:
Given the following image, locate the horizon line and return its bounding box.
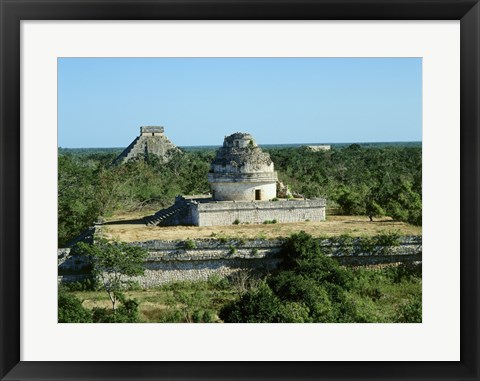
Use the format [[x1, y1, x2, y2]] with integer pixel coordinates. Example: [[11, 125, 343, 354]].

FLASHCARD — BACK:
[[58, 140, 423, 150]]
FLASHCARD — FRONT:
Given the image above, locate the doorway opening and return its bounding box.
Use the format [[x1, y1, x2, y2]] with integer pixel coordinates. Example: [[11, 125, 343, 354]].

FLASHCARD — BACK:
[[255, 189, 261, 200]]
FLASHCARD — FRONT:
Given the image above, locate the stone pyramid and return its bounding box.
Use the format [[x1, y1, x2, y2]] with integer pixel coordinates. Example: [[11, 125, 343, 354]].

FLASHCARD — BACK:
[[113, 126, 180, 165]]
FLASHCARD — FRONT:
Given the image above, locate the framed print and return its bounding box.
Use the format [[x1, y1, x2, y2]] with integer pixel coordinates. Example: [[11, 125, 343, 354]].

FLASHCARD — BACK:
[[1, 0, 479, 380]]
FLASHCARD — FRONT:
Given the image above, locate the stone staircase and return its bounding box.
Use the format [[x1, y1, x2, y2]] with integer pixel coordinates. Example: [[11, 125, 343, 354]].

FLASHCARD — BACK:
[[65, 226, 96, 247], [113, 136, 141, 165], [143, 200, 189, 226]]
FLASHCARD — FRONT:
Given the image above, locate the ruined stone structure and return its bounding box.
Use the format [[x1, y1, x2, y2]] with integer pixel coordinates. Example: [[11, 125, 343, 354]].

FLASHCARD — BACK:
[[144, 195, 326, 226], [59, 236, 422, 287], [143, 132, 327, 227], [208, 133, 278, 201], [306, 145, 331, 151], [113, 126, 180, 165]]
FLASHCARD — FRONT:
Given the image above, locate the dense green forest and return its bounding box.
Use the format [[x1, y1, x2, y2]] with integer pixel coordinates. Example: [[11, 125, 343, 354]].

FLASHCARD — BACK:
[[58, 144, 421, 246]]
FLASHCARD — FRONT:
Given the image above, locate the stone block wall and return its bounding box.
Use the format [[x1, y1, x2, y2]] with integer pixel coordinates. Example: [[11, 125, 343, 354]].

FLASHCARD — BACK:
[[58, 236, 422, 288], [192, 199, 326, 226]]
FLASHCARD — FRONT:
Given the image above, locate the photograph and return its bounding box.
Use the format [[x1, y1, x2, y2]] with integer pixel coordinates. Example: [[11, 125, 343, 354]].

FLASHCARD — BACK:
[[2, 0, 478, 378], [57, 57, 423, 323]]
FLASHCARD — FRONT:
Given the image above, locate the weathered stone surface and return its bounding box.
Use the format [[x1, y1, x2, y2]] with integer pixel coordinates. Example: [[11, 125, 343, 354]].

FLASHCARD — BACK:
[[276, 180, 292, 198], [192, 199, 326, 226], [305, 145, 331, 151], [113, 126, 180, 165], [58, 236, 422, 287], [208, 132, 278, 201]]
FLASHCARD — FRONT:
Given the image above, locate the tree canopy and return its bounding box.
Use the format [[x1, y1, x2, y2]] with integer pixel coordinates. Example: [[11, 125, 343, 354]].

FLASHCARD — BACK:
[[75, 239, 148, 313]]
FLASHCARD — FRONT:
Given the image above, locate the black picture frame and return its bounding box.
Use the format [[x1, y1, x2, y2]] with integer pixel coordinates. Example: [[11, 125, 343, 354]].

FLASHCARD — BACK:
[[1, 1, 479, 380]]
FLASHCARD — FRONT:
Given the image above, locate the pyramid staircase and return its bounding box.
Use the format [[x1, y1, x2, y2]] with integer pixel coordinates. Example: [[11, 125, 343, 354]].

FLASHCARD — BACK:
[[143, 199, 189, 226], [113, 136, 141, 165]]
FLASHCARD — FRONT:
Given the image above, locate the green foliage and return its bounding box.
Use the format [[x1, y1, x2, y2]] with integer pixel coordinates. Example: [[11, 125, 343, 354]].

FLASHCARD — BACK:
[[346, 264, 422, 322], [385, 262, 422, 283], [161, 281, 221, 323], [75, 238, 148, 312], [58, 288, 92, 323], [233, 219, 241, 225], [221, 233, 420, 323], [184, 239, 197, 250], [207, 274, 230, 289], [62, 277, 99, 292], [263, 219, 277, 224], [221, 232, 356, 323], [63, 261, 422, 323], [58, 150, 215, 245], [191, 309, 216, 323], [336, 186, 366, 215], [326, 234, 355, 256], [58, 155, 103, 246], [396, 294, 422, 323], [220, 282, 287, 323], [91, 297, 141, 323], [267, 146, 422, 225]]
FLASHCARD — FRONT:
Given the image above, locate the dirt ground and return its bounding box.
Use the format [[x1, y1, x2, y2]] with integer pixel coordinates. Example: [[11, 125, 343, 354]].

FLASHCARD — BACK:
[[99, 213, 422, 242]]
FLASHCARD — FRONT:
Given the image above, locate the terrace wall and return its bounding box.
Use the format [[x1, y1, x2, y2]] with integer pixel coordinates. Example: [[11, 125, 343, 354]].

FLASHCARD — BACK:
[[58, 236, 422, 288]]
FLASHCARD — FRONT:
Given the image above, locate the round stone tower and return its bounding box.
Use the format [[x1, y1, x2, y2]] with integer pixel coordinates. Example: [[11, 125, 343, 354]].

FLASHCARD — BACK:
[[208, 132, 278, 201]]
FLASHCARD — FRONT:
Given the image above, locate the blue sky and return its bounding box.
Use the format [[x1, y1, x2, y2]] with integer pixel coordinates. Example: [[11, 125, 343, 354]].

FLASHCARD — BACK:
[[58, 58, 422, 148]]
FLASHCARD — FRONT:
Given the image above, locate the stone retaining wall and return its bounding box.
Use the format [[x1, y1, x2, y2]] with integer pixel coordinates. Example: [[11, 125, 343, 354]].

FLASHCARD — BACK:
[[58, 236, 422, 287], [192, 199, 326, 226]]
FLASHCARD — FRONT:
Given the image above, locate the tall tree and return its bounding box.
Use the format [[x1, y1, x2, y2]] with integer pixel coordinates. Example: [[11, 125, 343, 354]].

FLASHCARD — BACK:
[[76, 239, 148, 313]]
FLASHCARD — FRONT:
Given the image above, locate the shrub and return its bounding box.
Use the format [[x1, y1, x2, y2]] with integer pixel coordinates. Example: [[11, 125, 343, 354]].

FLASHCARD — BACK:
[[220, 283, 285, 323], [184, 239, 197, 250], [263, 220, 277, 224], [359, 236, 376, 255], [62, 277, 99, 292], [396, 294, 422, 323], [221, 232, 358, 323], [92, 296, 141, 323], [207, 274, 230, 290], [233, 219, 241, 225], [192, 309, 217, 323], [385, 263, 422, 283], [58, 289, 92, 323]]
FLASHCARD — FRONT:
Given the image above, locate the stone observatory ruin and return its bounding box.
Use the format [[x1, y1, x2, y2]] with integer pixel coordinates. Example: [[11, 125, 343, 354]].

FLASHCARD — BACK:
[[143, 132, 326, 227], [113, 126, 180, 165], [208, 132, 278, 201]]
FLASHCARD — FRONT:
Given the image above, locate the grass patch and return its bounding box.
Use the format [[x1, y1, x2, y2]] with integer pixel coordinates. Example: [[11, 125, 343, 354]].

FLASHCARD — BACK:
[[67, 263, 421, 323], [101, 215, 422, 243], [72, 279, 237, 323]]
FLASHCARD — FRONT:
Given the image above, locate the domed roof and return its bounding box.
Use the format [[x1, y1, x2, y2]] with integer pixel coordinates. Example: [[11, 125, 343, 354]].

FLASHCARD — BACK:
[[211, 132, 273, 171]]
